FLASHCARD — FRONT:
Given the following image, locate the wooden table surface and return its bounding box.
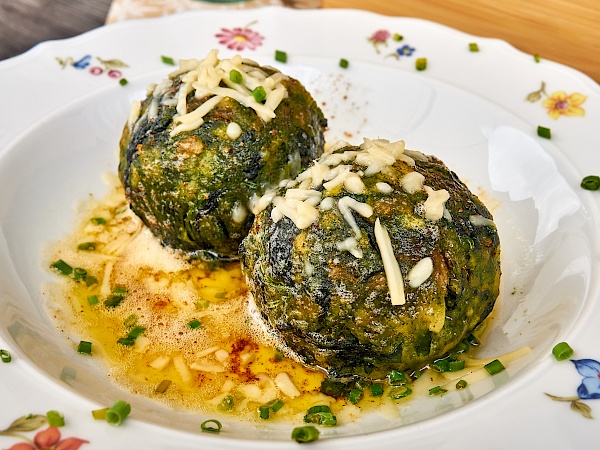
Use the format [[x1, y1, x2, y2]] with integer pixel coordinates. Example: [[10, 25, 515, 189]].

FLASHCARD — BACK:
[[1, 0, 598, 83]]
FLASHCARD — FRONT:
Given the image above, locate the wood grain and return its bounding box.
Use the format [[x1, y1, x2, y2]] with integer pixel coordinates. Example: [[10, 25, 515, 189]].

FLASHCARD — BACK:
[[323, 0, 600, 83]]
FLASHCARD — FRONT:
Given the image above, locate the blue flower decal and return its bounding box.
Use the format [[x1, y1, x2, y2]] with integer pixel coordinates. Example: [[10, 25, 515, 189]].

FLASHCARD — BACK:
[[573, 359, 600, 400], [396, 45, 415, 57], [73, 55, 92, 69]]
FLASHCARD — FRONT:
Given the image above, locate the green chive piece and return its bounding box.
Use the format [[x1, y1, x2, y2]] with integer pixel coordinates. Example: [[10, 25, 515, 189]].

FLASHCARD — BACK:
[[469, 42, 480, 52], [196, 299, 210, 309], [291, 425, 320, 443], [161, 55, 175, 65], [252, 86, 267, 103], [51, 259, 73, 276], [105, 400, 131, 426], [113, 286, 128, 295], [456, 379, 468, 390], [77, 242, 96, 251], [433, 358, 450, 372], [91, 408, 108, 420], [339, 58, 349, 69], [268, 399, 285, 412], [389, 385, 413, 399], [581, 175, 600, 191], [105, 295, 124, 308], [90, 217, 107, 225], [229, 69, 243, 84], [1, 349, 12, 363], [348, 388, 363, 404], [415, 57, 427, 71], [259, 405, 270, 420], [274, 350, 284, 361], [46, 410, 65, 427], [128, 327, 146, 339], [448, 359, 465, 372], [119, 78, 128, 86], [303, 405, 336, 426], [218, 395, 234, 412], [393, 33, 403, 41], [201, 419, 222, 434], [552, 342, 574, 361], [274, 50, 287, 63], [370, 383, 384, 397], [484, 359, 506, 375], [388, 369, 408, 385], [117, 337, 135, 346], [155, 379, 172, 394], [73, 267, 87, 282], [87, 295, 99, 306], [123, 314, 138, 328], [188, 319, 202, 329], [77, 341, 92, 355], [466, 334, 480, 346], [534, 53, 541, 63], [84, 275, 98, 287], [537, 125, 551, 139], [428, 386, 448, 396]]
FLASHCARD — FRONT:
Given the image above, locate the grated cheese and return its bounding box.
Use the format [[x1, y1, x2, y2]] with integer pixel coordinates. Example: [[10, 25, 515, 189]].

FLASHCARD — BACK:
[[423, 186, 450, 221], [374, 218, 406, 306], [407, 257, 433, 288]]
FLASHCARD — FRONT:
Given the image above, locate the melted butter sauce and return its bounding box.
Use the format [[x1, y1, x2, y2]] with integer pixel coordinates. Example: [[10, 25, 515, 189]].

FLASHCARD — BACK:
[[43, 175, 528, 426]]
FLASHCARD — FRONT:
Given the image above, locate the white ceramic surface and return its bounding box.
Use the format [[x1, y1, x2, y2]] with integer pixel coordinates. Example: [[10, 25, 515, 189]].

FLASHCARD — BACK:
[[1, 7, 600, 449]]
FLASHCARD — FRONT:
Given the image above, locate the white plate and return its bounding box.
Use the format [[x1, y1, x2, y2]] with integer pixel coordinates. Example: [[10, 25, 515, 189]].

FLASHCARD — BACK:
[[1, 6, 600, 449]]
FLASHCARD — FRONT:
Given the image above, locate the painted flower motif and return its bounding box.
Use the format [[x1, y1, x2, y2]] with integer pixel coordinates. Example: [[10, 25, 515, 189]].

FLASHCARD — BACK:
[[215, 26, 264, 51], [368, 29, 391, 53], [396, 45, 416, 57], [7, 426, 88, 450], [573, 359, 600, 400], [541, 90, 587, 119]]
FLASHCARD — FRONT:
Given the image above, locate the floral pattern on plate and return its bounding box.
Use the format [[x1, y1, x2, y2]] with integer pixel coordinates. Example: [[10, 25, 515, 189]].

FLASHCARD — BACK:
[[56, 55, 128, 80], [1, 415, 89, 450], [526, 81, 587, 119], [546, 358, 600, 419], [215, 21, 264, 51]]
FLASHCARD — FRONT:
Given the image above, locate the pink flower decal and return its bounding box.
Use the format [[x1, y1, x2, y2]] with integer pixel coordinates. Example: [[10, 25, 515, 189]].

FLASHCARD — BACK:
[[7, 426, 89, 450], [216, 25, 264, 51]]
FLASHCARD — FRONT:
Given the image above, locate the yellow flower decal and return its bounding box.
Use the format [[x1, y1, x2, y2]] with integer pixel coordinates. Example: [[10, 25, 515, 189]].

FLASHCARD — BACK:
[[542, 91, 587, 119]]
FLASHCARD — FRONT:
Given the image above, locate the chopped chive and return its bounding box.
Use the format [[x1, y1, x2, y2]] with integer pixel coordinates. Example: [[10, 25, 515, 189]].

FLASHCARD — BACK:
[[105, 400, 131, 426], [87, 295, 99, 306], [466, 334, 480, 346], [229, 69, 243, 84], [259, 405, 270, 420], [218, 395, 234, 412], [552, 342, 574, 361], [201, 419, 222, 434], [73, 267, 87, 282], [389, 385, 412, 399], [388, 369, 408, 385], [274, 350, 284, 361], [291, 425, 320, 443], [537, 125, 551, 139], [339, 58, 349, 69], [415, 57, 427, 71], [370, 383, 384, 397], [77, 242, 96, 251], [128, 327, 146, 339], [411, 368, 422, 379], [84, 275, 98, 286], [196, 299, 210, 309], [393, 33, 403, 41], [348, 388, 363, 404], [46, 410, 65, 427], [105, 295, 124, 308], [428, 386, 447, 396], [77, 341, 92, 355], [161, 55, 175, 65], [469, 42, 480, 52], [251, 86, 267, 103], [155, 379, 172, 394], [188, 319, 202, 329], [1, 349, 12, 363], [534, 53, 541, 63], [268, 399, 285, 412], [274, 50, 287, 63], [51, 259, 73, 276], [306, 405, 330, 415], [456, 379, 468, 390], [90, 217, 107, 225], [91, 408, 108, 420], [113, 286, 128, 295], [119, 78, 128, 86], [117, 337, 135, 346], [580, 175, 600, 191], [448, 359, 465, 372], [123, 314, 138, 328], [484, 359, 506, 375], [433, 359, 450, 372], [303, 407, 336, 426]]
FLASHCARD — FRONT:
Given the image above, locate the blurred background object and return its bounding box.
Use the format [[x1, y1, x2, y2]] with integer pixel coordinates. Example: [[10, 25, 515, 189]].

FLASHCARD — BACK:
[[0, 0, 598, 83]]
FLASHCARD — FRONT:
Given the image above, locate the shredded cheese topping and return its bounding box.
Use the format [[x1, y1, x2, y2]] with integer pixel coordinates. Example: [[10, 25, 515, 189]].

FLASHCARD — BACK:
[[374, 218, 406, 305], [141, 49, 289, 137]]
